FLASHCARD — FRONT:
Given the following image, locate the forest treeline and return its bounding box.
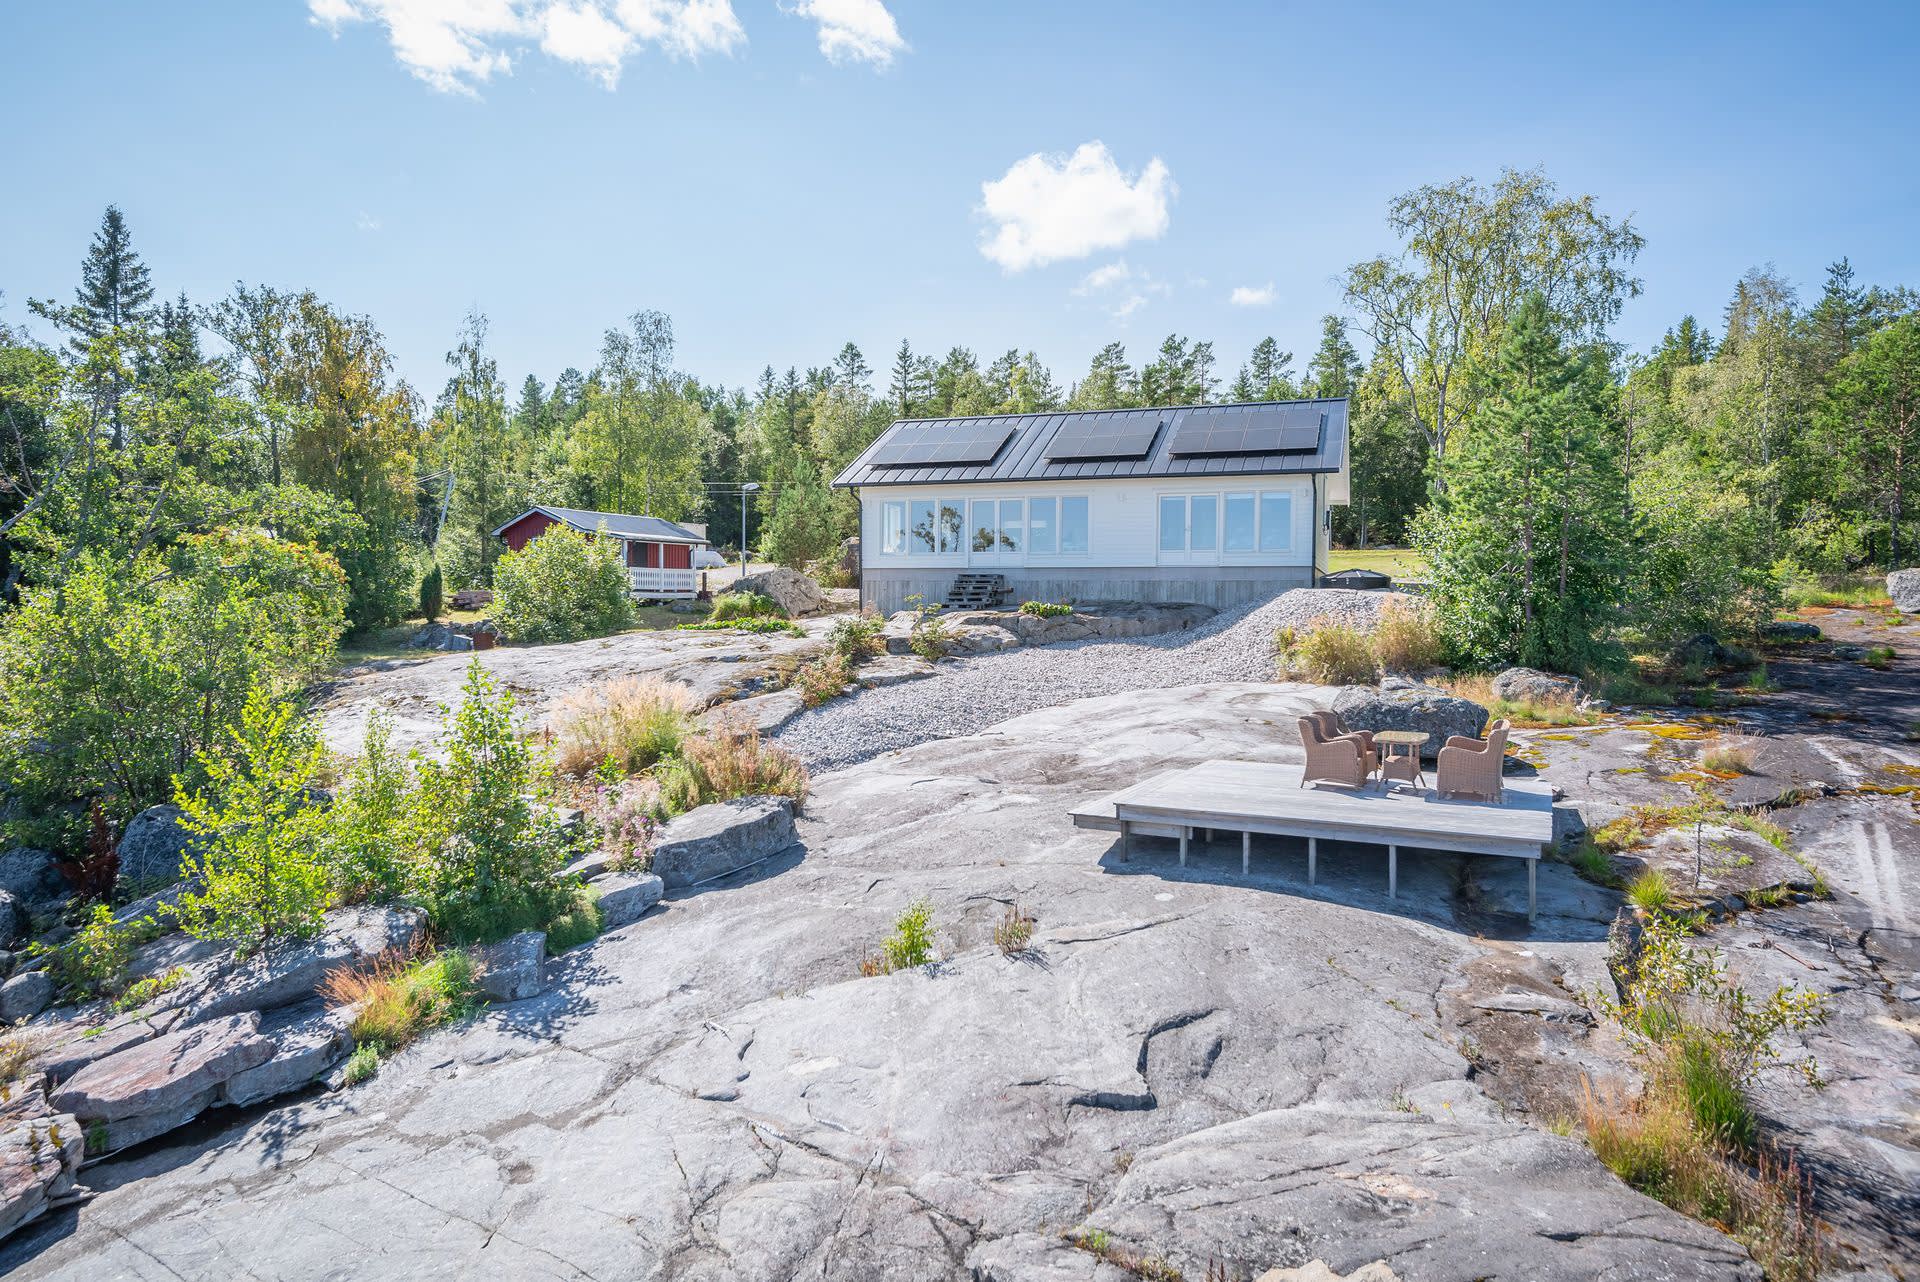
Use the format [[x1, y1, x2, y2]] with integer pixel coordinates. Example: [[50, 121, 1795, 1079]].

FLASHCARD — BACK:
[[3, 168, 1916, 651]]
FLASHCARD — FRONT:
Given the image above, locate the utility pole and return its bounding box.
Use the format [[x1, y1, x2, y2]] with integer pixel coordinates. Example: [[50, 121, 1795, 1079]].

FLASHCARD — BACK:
[[740, 481, 760, 576]]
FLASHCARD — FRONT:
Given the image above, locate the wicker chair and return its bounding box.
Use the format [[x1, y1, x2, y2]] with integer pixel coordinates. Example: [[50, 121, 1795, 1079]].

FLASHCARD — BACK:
[[1299, 715, 1371, 790], [1436, 719, 1511, 802], [1308, 711, 1378, 777]]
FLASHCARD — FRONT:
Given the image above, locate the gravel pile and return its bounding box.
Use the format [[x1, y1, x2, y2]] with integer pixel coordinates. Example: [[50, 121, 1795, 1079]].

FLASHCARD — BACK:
[[775, 588, 1414, 773]]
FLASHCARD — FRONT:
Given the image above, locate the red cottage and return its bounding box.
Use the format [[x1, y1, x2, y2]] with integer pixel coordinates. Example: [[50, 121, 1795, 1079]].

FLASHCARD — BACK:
[[493, 505, 711, 600]]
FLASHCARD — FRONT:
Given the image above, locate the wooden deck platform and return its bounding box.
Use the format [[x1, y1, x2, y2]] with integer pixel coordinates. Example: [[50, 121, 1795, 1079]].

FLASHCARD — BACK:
[[1071, 760, 1557, 921]]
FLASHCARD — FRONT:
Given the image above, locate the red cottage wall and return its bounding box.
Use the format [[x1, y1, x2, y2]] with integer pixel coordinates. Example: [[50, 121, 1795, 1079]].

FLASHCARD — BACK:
[[664, 543, 692, 570], [499, 511, 557, 551]]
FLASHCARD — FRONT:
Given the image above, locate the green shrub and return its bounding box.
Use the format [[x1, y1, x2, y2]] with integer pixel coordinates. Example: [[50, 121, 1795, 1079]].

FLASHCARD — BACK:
[[1864, 646, 1895, 669], [1018, 601, 1073, 618], [340, 1043, 380, 1087], [491, 522, 636, 644], [708, 591, 784, 622], [994, 902, 1035, 955], [114, 966, 188, 1013], [542, 885, 603, 955], [419, 562, 444, 621], [0, 532, 348, 845], [41, 905, 158, 1000], [325, 709, 415, 903], [407, 662, 577, 941], [175, 688, 334, 951], [795, 653, 855, 707], [863, 897, 936, 974], [904, 594, 953, 661], [827, 613, 885, 661], [1569, 842, 1622, 887], [675, 617, 802, 636]]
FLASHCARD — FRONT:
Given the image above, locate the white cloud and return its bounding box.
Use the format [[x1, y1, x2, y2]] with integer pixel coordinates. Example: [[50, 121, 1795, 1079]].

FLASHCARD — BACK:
[[1074, 260, 1132, 294], [355, 211, 384, 232], [1112, 294, 1148, 320], [309, 0, 741, 93], [787, 0, 905, 67], [978, 142, 1175, 272], [1229, 282, 1276, 307]]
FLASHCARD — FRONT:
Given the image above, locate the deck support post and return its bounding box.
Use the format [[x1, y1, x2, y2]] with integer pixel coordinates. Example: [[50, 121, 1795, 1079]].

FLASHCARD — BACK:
[[1388, 844, 1397, 898], [1179, 827, 1189, 867], [1307, 836, 1317, 884], [1121, 820, 1131, 861], [1242, 830, 1250, 876], [1205, 827, 1214, 843], [1528, 860, 1536, 924]]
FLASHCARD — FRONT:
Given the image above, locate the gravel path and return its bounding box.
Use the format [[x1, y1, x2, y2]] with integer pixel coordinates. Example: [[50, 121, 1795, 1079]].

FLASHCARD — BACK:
[[774, 588, 1406, 773]]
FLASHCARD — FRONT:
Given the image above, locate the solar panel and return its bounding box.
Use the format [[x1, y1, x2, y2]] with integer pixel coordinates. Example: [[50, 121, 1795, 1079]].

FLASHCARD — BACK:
[[1167, 404, 1323, 456], [868, 420, 1016, 468], [1043, 410, 1164, 461]]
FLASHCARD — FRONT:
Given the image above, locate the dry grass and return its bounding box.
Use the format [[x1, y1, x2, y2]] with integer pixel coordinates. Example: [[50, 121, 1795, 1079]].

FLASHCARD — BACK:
[[1701, 742, 1757, 775], [0, 1025, 48, 1085], [1435, 673, 1597, 729], [654, 722, 809, 817], [1372, 600, 1443, 671], [994, 902, 1036, 955], [320, 948, 478, 1056], [552, 677, 698, 777], [1581, 1078, 1823, 1280], [1281, 618, 1378, 685]]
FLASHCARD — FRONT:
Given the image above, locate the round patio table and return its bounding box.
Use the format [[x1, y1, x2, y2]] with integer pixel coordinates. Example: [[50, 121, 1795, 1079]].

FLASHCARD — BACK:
[[1373, 729, 1430, 788]]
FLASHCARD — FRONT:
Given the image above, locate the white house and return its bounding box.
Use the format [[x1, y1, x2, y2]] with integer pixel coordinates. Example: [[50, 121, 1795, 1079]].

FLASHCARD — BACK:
[[832, 399, 1351, 613]]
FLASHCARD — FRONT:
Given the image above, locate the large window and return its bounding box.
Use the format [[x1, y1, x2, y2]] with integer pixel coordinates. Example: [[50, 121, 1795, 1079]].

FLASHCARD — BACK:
[[1028, 498, 1057, 553], [1259, 491, 1294, 552], [1224, 493, 1255, 551], [882, 501, 907, 555], [910, 499, 936, 554], [1061, 497, 1089, 553], [1158, 496, 1187, 552], [1190, 495, 1218, 551], [879, 493, 1089, 558]]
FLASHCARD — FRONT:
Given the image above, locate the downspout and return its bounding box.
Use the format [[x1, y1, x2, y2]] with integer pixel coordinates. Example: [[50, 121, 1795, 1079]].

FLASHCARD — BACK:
[[1311, 472, 1326, 586]]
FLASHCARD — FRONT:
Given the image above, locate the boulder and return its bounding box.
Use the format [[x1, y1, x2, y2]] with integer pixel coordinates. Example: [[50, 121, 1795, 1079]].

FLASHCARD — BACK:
[[650, 797, 798, 890], [179, 905, 426, 1024], [1832, 643, 1869, 662], [1670, 632, 1748, 672], [1760, 619, 1822, 643], [475, 931, 548, 1003], [33, 1012, 175, 1084], [1888, 568, 1920, 613], [596, 872, 664, 931], [116, 805, 200, 892], [0, 972, 51, 1023], [0, 892, 25, 951], [1330, 679, 1489, 759], [1490, 667, 1583, 704], [50, 1012, 274, 1148], [944, 623, 1020, 656], [219, 1001, 355, 1108], [403, 623, 472, 652], [837, 537, 860, 579], [730, 567, 827, 618], [0, 848, 66, 914], [0, 1110, 85, 1241]]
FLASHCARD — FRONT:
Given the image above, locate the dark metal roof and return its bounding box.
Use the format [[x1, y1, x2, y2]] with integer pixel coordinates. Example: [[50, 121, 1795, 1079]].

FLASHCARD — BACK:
[[493, 505, 707, 544], [832, 398, 1348, 488]]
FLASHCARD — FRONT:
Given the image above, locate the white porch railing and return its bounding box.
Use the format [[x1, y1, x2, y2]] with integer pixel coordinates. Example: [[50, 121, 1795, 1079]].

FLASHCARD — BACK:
[[628, 567, 698, 598]]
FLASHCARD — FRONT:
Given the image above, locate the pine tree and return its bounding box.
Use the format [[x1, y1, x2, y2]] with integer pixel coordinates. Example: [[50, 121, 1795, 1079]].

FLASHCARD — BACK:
[[1304, 316, 1361, 398], [833, 342, 872, 394], [1230, 337, 1296, 401], [888, 339, 933, 417], [1417, 293, 1627, 669], [760, 455, 838, 568], [437, 312, 516, 586], [46, 205, 156, 446], [1068, 342, 1136, 410]]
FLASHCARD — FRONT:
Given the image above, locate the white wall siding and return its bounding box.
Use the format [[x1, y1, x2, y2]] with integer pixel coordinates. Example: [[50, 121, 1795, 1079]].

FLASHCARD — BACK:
[[858, 476, 1318, 574]]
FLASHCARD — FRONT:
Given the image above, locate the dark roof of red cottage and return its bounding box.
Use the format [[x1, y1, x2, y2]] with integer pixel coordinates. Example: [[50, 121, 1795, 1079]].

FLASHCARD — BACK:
[[492, 506, 707, 544]]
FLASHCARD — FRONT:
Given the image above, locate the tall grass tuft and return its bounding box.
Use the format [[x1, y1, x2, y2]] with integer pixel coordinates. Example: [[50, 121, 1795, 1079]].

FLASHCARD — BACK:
[[708, 591, 785, 622], [322, 948, 479, 1057], [1288, 619, 1379, 685], [1372, 600, 1443, 672], [653, 722, 809, 817], [552, 677, 697, 777]]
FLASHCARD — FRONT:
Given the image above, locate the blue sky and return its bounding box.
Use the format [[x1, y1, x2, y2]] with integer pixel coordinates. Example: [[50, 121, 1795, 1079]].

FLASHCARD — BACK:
[[4, 1, 1918, 400]]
